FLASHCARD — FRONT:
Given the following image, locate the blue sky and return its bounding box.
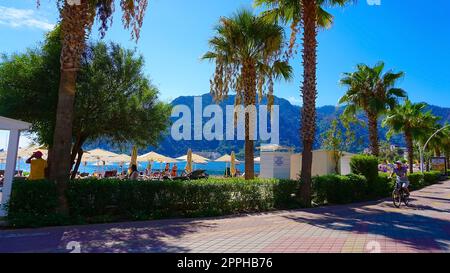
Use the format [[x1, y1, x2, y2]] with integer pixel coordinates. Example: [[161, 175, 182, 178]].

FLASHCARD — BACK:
[[1, 0, 450, 148]]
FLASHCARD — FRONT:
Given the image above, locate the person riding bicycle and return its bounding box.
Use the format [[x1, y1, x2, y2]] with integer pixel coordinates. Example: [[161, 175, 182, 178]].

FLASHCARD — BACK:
[[390, 161, 410, 196]]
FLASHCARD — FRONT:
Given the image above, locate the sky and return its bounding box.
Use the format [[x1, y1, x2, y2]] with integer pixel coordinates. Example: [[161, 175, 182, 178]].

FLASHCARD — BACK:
[[0, 0, 450, 149]]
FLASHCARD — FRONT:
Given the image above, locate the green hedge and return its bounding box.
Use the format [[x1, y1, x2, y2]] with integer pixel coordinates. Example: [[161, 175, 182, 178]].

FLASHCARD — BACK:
[[7, 171, 444, 227], [350, 155, 379, 193], [7, 178, 299, 227], [313, 171, 442, 205], [313, 174, 368, 204], [407, 171, 442, 190], [407, 173, 424, 190], [423, 171, 442, 186]]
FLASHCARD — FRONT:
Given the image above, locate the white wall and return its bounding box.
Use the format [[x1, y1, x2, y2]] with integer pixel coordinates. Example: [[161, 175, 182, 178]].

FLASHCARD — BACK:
[[290, 150, 355, 179], [260, 151, 292, 179]]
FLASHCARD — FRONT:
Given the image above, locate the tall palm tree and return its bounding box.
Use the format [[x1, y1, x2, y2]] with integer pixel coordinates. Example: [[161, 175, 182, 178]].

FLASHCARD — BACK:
[[39, 0, 149, 213], [339, 62, 407, 157], [202, 9, 292, 180], [255, 0, 353, 207], [382, 100, 437, 173]]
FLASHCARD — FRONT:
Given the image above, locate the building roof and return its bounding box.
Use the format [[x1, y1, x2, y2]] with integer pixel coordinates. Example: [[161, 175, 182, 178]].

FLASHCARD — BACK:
[[258, 144, 295, 152], [0, 116, 30, 131]]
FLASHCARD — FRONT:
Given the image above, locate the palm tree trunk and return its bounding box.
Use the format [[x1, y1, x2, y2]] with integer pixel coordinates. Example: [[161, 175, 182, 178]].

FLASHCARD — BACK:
[[70, 134, 86, 170], [45, 146, 53, 179], [243, 59, 256, 180], [49, 1, 92, 214], [70, 134, 86, 179], [71, 148, 84, 180], [367, 112, 380, 156], [299, 0, 317, 208], [405, 130, 414, 173]]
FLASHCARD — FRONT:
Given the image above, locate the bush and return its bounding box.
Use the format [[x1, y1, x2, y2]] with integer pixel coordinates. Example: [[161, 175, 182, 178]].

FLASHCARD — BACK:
[[7, 170, 443, 228], [7, 178, 299, 227], [313, 174, 367, 204], [407, 173, 424, 191], [406, 171, 442, 190], [423, 171, 442, 186], [7, 180, 70, 227], [373, 173, 394, 198], [350, 154, 378, 178]]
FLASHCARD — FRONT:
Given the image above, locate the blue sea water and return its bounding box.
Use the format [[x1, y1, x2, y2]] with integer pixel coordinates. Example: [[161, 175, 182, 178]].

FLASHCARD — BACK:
[[1, 159, 260, 176]]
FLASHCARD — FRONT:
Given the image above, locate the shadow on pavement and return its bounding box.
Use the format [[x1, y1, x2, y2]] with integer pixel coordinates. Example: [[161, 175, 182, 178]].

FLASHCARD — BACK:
[[0, 219, 216, 253], [283, 204, 450, 252]]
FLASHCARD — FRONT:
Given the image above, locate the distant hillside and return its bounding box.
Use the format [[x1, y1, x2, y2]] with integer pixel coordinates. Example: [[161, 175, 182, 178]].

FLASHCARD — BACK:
[[88, 93, 450, 158]]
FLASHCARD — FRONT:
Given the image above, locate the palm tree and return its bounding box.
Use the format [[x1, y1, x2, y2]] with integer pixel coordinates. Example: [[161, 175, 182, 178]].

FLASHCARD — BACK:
[[255, 0, 353, 207], [339, 62, 407, 157], [202, 9, 292, 180], [382, 100, 438, 173], [439, 127, 450, 166], [39, 0, 149, 213]]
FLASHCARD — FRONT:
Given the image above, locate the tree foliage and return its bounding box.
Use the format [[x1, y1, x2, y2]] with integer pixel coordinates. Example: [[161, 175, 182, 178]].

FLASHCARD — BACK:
[[339, 62, 407, 156], [321, 117, 354, 173], [0, 27, 171, 164]]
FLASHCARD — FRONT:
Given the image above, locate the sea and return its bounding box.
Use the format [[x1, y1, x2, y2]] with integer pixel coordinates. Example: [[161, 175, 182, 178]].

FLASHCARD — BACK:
[[1, 159, 260, 176]]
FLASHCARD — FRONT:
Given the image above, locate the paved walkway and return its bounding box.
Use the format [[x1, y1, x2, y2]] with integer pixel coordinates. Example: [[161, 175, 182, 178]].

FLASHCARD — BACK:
[[1, 180, 450, 253]]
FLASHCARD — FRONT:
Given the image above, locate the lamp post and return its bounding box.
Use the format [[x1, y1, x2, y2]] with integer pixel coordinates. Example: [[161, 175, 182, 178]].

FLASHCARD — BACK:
[[419, 124, 450, 172]]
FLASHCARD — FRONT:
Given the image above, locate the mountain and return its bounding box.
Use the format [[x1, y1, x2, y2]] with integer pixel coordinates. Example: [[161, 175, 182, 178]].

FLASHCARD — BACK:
[[89, 93, 450, 158]]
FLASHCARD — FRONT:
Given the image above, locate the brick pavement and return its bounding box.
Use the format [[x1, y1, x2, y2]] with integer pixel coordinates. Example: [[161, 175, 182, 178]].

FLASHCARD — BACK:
[[1, 180, 449, 253]]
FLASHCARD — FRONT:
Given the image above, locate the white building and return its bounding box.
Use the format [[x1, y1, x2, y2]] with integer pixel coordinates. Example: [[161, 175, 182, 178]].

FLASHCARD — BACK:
[[258, 144, 295, 179], [290, 150, 356, 180], [258, 145, 356, 180]]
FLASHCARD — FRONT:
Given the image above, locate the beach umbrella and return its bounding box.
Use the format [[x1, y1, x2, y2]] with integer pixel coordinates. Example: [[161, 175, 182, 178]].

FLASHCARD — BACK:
[[83, 149, 119, 174], [176, 153, 209, 163], [185, 149, 193, 173], [107, 154, 131, 175], [137, 151, 178, 163], [109, 154, 132, 163], [215, 154, 241, 171], [215, 154, 241, 163], [17, 145, 48, 159], [230, 151, 236, 177], [84, 148, 119, 162]]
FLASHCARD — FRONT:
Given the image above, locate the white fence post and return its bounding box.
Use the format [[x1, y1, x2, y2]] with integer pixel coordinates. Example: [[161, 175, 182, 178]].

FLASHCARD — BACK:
[[0, 129, 20, 217]]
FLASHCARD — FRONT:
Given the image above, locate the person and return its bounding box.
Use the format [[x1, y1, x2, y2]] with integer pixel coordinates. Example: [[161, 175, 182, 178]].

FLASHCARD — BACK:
[[390, 161, 410, 196], [171, 163, 178, 177], [164, 163, 170, 176], [129, 164, 139, 180], [26, 151, 47, 180]]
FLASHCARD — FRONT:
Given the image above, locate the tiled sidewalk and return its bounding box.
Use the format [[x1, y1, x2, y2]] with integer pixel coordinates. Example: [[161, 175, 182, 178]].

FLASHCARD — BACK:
[[1, 180, 450, 253]]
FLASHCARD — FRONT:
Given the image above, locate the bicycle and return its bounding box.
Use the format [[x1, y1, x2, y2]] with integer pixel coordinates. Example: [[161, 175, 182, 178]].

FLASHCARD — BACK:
[[392, 181, 410, 208]]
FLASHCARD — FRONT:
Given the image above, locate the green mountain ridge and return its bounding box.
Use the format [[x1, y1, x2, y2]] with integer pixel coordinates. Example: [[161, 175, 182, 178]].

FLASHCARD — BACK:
[[88, 93, 450, 157]]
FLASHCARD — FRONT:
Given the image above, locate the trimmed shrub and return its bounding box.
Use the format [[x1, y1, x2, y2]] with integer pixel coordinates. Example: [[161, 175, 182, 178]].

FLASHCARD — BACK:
[[423, 171, 442, 186], [350, 154, 378, 179], [7, 180, 70, 227], [313, 174, 367, 204], [7, 178, 299, 227], [373, 173, 394, 198], [7, 170, 443, 228], [407, 173, 424, 190]]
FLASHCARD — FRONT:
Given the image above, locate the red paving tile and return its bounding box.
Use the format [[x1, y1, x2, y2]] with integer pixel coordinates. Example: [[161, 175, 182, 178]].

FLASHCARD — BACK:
[[1, 180, 450, 253]]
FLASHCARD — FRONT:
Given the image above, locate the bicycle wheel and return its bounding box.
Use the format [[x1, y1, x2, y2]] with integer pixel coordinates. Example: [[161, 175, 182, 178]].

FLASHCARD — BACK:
[[403, 193, 410, 207], [392, 189, 401, 208]]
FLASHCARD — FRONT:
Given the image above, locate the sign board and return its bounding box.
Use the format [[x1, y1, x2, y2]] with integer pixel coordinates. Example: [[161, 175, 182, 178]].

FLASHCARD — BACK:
[[430, 157, 447, 174]]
